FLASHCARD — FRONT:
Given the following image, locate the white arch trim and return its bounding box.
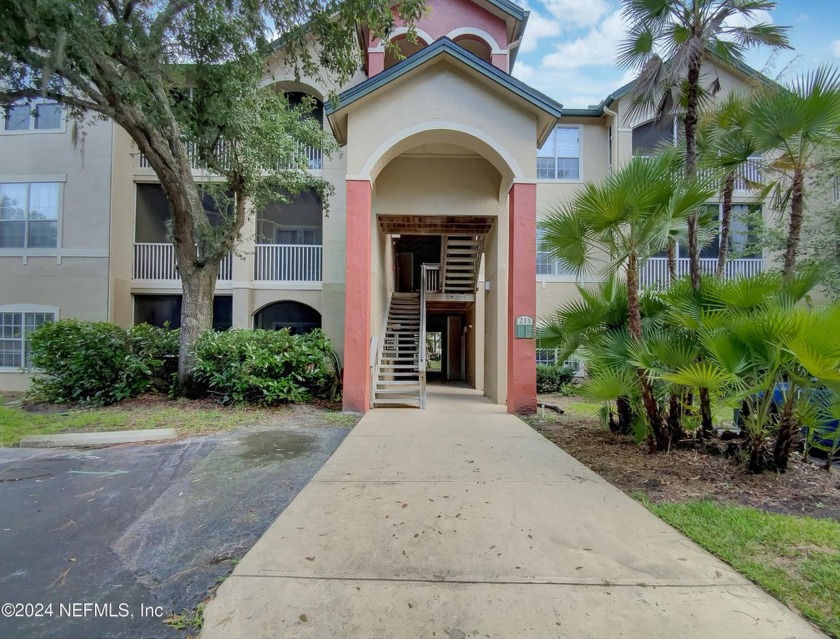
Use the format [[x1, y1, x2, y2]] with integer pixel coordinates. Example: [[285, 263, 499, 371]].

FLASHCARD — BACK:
[[446, 27, 505, 55], [355, 120, 524, 184], [368, 27, 434, 53]]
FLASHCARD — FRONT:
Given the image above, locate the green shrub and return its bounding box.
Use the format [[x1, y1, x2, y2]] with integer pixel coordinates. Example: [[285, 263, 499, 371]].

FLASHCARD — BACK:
[[536, 365, 576, 394], [190, 328, 335, 405], [29, 320, 179, 405]]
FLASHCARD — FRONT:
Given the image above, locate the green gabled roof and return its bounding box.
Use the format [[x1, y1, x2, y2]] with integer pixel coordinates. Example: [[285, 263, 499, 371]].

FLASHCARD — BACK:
[[325, 37, 563, 118], [483, 0, 527, 22]]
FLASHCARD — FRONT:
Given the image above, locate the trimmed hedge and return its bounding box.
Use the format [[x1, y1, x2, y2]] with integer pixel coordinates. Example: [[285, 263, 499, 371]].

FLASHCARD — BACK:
[[29, 320, 179, 405], [190, 328, 337, 405], [536, 364, 576, 394]]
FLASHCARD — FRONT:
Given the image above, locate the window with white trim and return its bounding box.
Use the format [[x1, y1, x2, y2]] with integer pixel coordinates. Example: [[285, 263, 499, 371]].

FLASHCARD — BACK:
[[4, 101, 63, 131], [537, 126, 581, 180], [536, 227, 574, 276], [0, 311, 54, 368], [0, 182, 60, 248]]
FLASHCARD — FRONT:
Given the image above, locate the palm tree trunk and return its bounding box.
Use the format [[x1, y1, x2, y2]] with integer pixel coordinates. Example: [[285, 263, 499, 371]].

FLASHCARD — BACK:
[[773, 388, 799, 471], [627, 252, 669, 452], [699, 386, 714, 438], [716, 173, 736, 278], [684, 60, 702, 293], [782, 167, 805, 279], [616, 396, 634, 436], [667, 238, 677, 281]]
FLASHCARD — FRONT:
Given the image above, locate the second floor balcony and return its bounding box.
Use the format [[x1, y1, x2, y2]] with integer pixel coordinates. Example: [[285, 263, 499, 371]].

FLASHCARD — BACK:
[[136, 140, 323, 172], [640, 256, 764, 289]]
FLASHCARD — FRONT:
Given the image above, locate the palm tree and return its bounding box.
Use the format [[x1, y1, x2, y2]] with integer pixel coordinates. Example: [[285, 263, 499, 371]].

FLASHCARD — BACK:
[[539, 276, 668, 436], [747, 65, 840, 279], [618, 0, 791, 292], [541, 151, 714, 451], [663, 270, 822, 472], [696, 91, 764, 277]]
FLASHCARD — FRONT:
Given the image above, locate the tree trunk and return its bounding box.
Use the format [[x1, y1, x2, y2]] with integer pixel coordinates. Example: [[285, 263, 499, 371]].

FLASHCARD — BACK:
[[699, 386, 714, 438], [668, 392, 684, 442], [667, 238, 677, 281], [716, 173, 736, 278], [627, 252, 669, 452], [782, 167, 805, 280], [176, 263, 218, 394], [773, 390, 799, 472], [617, 395, 634, 436], [684, 60, 702, 294]]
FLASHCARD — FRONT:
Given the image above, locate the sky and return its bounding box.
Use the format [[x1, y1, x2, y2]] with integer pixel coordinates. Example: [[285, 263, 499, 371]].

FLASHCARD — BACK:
[[511, 0, 840, 108]]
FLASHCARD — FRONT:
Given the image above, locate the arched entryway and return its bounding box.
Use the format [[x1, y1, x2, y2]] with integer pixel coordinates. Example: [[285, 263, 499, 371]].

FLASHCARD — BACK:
[[254, 301, 321, 334]]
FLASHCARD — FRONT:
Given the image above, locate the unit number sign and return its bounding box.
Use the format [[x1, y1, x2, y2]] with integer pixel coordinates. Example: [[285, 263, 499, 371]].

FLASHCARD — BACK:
[[515, 315, 535, 339]]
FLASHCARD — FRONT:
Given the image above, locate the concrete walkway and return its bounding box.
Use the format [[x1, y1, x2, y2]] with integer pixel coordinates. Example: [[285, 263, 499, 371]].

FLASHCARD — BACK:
[[202, 385, 824, 638]]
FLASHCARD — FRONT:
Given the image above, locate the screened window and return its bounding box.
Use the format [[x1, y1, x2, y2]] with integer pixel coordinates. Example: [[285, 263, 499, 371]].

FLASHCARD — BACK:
[[537, 126, 581, 180], [536, 227, 574, 276], [0, 182, 60, 248], [4, 101, 62, 131], [698, 204, 761, 260], [275, 228, 323, 245], [0, 311, 54, 368]]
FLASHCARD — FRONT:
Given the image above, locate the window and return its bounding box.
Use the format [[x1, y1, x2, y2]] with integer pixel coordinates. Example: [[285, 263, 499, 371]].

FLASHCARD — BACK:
[[275, 227, 323, 245], [536, 227, 574, 276], [669, 203, 761, 261], [0, 311, 54, 368], [538, 126, 580, 180], [4, 101, 62, 131], [133, 295, 232, 331], [0, 182, 60, 248]]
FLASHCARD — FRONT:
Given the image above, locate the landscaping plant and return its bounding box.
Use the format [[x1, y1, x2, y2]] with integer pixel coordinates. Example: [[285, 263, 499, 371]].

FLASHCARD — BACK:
[[29, 320, 179, 405], [190, 328, 336, 405]]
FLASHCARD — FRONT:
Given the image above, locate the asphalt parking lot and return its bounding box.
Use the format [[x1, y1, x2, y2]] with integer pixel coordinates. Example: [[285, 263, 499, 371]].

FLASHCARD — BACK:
[[0, 425, 349, 639]]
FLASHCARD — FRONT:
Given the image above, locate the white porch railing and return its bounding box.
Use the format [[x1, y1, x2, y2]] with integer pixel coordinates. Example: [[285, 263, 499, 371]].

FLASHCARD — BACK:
[[640, 257, 764, 289], [254, 244, 322, 282], [133, 243, 232, 281], [138, 141, 322, 171], [423, 263, 441, 293]]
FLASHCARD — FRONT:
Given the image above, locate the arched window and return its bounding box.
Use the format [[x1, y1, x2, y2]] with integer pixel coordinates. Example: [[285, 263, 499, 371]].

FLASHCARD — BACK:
[[254, 301, 321, 334], [452, 36, 492, 63], [384, 35, 429, 70]]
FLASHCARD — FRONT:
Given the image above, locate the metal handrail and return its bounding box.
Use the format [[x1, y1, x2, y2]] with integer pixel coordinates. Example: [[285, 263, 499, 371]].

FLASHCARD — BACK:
[[371, 292, 391, 409], [419, 266, 428, 409]]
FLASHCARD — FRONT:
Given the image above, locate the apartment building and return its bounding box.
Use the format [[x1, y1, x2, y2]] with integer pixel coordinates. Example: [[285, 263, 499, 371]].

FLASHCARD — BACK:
[[0, 0, 767, 411]]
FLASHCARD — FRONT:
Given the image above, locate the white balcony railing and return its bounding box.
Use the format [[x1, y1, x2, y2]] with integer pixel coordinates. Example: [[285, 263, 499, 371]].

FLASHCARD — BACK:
[[138, 141, 322, 171], [640, 257, 764, 289], [423, 263, 441, 293], [254, 244, 322, 282], [133, 242, 232, 281]]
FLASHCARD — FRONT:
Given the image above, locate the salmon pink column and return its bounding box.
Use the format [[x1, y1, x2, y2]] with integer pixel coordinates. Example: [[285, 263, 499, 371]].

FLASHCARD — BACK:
[[343, 179, 373, 412], [507, 182, 537, 414]]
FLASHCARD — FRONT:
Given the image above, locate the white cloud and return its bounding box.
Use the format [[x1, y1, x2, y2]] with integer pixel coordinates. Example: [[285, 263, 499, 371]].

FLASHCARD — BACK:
[[832, 40, 840, 58], [541, 0, 611, 29], [513, 61, 536, 81], [541, 10, 627, 70], [519, 9, 562, 54], [724, 8, 774, 30]]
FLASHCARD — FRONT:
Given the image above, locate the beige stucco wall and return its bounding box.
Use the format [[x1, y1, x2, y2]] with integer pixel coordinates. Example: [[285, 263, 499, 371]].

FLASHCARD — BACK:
[[0, 117, 114, 390], [344, 63, 538, 182]]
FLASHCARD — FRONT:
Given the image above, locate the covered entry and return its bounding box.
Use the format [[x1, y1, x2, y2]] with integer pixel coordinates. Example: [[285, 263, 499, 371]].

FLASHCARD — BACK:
[[327, 38, 560, 413]]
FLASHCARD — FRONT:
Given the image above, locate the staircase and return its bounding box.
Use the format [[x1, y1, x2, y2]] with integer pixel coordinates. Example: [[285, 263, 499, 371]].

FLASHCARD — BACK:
[[373, 292, 423, 407], [441, 235, 484, 293]]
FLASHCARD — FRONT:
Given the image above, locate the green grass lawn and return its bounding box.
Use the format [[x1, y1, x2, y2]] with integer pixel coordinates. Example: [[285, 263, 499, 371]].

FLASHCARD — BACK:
[[0, 395, 355, 447], [644, 499, 840, 637]]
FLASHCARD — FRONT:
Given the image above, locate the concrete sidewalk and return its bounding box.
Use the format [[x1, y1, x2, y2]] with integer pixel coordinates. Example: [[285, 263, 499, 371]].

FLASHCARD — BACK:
[[202, 385, 824, 638]]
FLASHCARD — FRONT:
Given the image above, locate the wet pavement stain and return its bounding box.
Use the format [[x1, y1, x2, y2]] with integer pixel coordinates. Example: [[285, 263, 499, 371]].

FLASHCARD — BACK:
[[239, 431, 317, 465]]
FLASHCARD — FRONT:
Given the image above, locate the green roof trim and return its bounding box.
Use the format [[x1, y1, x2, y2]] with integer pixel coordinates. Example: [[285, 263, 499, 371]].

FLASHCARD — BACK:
[[483, 0, 527, 22], [325, 37, 563, 118]]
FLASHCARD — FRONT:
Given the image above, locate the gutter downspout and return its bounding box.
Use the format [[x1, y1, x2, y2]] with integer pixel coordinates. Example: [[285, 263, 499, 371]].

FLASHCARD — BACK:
[[603, 105, 619, 171]]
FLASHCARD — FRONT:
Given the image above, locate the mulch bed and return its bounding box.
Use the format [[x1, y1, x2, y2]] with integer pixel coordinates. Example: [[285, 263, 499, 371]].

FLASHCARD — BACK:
[[530, 399, 840, 521]]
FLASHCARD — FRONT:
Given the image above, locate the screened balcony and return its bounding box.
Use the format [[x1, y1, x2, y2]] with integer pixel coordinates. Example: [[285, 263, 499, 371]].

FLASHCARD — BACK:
[[254, 189, 323, 283]]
